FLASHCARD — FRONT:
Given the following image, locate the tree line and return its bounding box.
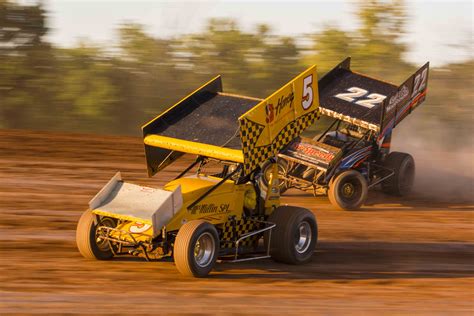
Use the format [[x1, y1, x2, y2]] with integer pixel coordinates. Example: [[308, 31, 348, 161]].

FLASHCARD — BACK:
[[0, 0, 472, 137]]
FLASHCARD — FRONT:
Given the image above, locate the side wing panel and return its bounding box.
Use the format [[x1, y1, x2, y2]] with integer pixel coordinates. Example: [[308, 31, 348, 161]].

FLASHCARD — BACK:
[[239, 66, 319, 175], [379, 62, 430, 139]]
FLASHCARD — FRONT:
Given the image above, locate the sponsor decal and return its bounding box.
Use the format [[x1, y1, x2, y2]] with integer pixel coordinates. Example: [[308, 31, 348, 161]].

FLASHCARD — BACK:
[[129, 222, 152, 234], [265, 91, 294, 124], [189, 203, 230, 215], [265, 103, 275, 123], [288, 141, 335, 163], [275, 91, 294, 116], [387, 85, 409, 113]]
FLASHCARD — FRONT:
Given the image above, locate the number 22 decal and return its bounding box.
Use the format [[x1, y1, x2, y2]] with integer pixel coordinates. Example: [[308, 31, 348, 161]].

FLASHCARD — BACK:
[[334, 87, 386, 109], [301, 75, 313, 110], [412, 68, 428, 97]]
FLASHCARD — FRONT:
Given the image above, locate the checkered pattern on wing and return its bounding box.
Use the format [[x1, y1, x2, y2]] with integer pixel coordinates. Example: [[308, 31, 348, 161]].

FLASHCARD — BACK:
[[274, 110, 320, 148], [240, 110, 320, 174], [221, 216, 265, 248], [239, 118, 267, 174]]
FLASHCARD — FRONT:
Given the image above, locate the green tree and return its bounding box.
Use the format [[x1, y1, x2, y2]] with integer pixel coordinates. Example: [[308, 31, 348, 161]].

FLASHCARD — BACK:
[[305, 27, 352, 73], [259, 34, 301, 95], [116, 23, 187, 130], [352, 0, 411, 80], [177, 19, 265, 96], [54, 44, 119, 133], [0, 0, 471, 139], [0, 0, 56, 129], [306, 0, 411, 81]]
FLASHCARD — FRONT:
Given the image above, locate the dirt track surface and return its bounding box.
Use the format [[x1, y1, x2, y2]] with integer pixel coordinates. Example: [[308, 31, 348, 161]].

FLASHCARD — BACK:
[[1, 129, 473, 315]]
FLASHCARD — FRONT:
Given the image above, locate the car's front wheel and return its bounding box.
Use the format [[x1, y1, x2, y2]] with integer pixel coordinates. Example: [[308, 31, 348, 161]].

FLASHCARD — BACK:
[[76, 209, 117, 260], [174, 220, 219, 277], [328, 170, 368, 210]]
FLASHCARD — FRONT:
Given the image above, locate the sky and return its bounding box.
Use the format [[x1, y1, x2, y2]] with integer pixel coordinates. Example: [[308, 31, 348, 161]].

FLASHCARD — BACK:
[[40, 0, 473, 67]]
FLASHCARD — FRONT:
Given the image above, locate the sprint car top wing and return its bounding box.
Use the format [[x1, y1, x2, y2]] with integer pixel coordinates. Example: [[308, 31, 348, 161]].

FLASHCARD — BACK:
[[142, 66, 320, 176], [142, 76, 259, 176], [318, 57, 429, 134]]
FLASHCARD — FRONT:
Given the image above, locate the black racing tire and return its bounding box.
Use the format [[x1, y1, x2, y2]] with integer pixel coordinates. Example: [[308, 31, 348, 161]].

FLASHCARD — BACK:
[[174, 220, 219, 278], [265, 206, 318, 264], [76, 209, 116, 260], [382, 152, 415, 196], [259, 159, 289, 194], [328, 170, 368, 210]]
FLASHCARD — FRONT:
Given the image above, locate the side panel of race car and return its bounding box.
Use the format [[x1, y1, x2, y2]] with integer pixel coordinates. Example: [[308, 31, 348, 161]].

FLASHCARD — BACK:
[[378, 62, 430, 142], [161, 177, 254, 232], [239, 65, 320, 175], [92, 175, 254, 235], [338, 145, 373, 170]]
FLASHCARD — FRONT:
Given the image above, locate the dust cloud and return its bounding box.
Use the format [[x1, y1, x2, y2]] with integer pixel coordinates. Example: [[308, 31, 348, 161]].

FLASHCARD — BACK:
[[392, 115, 474, 203]]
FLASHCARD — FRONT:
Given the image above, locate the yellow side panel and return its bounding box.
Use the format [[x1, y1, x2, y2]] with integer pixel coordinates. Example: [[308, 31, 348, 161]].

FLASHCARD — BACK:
[[239, 65, 320, 174], [110, 221, 154, 243], [92, 209, 153, 225], [163, 177, 251, 232], [143, 134, 244, 163]]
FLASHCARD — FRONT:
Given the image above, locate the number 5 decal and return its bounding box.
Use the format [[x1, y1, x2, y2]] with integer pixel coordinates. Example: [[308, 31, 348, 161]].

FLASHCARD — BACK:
[[302, 75, 313, 110]]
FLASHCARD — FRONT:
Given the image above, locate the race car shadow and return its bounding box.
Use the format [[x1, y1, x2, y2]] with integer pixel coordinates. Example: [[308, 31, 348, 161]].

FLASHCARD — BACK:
[[110, 256, 174, 262], [363, 193, 474, 212], [211, 240, 474, 280], [282, 188, 474, 212]]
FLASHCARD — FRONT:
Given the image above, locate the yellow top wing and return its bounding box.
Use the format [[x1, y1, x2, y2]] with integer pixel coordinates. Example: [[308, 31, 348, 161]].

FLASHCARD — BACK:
[[143, 135, 244, 163]]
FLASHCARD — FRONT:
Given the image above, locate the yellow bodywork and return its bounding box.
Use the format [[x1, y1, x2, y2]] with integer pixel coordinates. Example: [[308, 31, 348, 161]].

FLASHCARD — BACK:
[[163, 176, 251, 232], [143, 135, 244, 163], [109, 220, 154, 244], [92, 172, 279, 243], [239, 65, 320, 174]]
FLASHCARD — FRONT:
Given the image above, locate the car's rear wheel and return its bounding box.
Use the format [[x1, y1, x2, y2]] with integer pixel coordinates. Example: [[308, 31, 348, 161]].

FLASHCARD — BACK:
[[174, 220, 219, 278], [76, 209, 116, 260], [265, 206, 318, 264], [328, 170, 368, 210], [260, 159, 289, 194], [382, 152, 415, 196]]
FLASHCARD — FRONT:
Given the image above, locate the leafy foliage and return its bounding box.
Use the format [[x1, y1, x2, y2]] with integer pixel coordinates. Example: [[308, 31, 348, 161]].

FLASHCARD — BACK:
[[0, 0, 471, 137]]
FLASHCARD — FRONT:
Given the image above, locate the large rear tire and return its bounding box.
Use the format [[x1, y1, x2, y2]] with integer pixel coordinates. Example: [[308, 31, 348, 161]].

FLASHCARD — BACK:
[[174, 220, 219, 278], [382, 152, 415, 196], [328, 170, 368, 210], [76, 209, 116, 260], [266, 206, 317, 264], [259, 159, 289, 195]]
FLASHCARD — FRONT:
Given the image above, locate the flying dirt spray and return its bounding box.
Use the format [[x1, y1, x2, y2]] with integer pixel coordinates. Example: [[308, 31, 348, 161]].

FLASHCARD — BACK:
[[393, 115, 474, 203]]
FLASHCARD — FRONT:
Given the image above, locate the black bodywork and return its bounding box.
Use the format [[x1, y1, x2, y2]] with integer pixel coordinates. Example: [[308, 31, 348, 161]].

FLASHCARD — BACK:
[[275, 57, 429, 195], [142, 76, 260, 176]]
